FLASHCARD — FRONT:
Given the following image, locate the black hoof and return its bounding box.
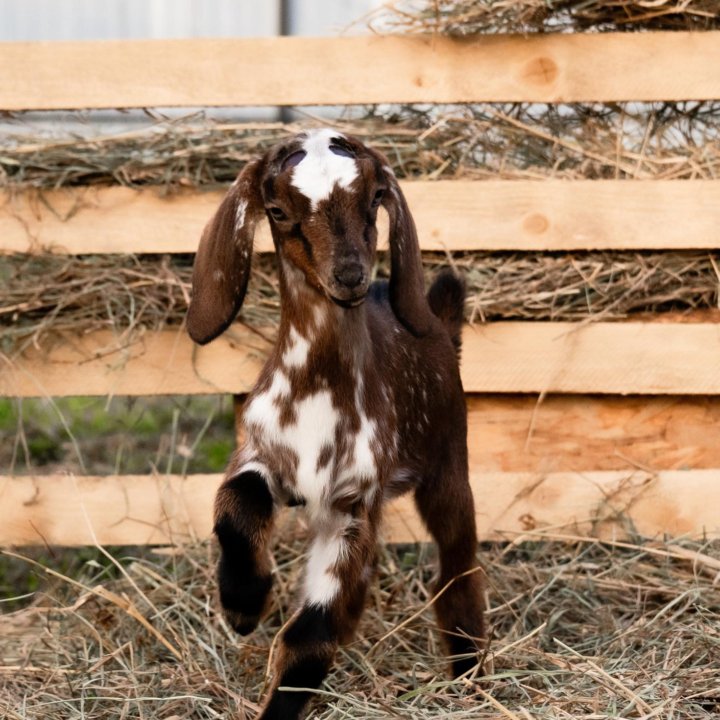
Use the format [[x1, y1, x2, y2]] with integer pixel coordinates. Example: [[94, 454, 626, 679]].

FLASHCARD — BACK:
[[223, 607, 263, 636], [218, 561, 272, 635]]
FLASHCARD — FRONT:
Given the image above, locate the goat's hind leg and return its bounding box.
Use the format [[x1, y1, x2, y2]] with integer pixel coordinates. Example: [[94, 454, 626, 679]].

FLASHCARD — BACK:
[[214, 463, 276, 635], [415, 455, 487, 677], [259, 504, 378, 720]]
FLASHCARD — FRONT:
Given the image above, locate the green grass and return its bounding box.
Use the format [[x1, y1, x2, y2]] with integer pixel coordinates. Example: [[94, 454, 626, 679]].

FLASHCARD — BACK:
[[0, 394, 237, 608], [0, 394, 237, 475]]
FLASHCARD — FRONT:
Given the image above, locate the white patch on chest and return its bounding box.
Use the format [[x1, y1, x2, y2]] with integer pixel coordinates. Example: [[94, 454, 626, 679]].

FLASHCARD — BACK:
[[312, 303, 328, 330], [245, 386, 339, 511], [339, 371, 378, 483], [282, 326, 311, 368], [243, 371, 291, 442], [291, 128, 359, 210], [344, 413, 377, 481]]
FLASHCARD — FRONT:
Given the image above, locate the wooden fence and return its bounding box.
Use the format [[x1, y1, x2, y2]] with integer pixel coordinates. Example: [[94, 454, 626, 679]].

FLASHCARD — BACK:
[[2, 32, 720, 546]]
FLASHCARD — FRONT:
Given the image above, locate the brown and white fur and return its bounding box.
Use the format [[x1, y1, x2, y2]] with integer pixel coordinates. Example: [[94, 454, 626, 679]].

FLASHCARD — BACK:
[[187, 129, 486, 720]]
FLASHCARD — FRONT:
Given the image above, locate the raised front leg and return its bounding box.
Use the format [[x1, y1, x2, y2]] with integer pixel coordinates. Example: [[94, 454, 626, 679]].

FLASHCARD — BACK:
[[258, 504, 379, 720], [214, 463, 276, 635], [415, 455, 487, 677]]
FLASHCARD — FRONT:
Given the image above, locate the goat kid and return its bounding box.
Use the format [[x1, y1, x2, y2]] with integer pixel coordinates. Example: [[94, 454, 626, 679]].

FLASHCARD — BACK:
[[187, 129, 486, 720]]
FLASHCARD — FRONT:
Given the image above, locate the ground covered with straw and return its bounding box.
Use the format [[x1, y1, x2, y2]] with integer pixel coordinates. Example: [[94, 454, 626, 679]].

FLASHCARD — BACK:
[[1, 535, 718, 719]]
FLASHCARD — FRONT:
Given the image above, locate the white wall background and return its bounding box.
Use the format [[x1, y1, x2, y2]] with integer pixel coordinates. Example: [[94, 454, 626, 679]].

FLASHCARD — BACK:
[[0, 0, 384, 40], [0, 0, 386, 129]]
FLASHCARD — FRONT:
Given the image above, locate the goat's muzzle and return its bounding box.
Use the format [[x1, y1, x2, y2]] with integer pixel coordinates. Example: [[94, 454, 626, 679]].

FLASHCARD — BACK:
[[329, 260, 368, 307]]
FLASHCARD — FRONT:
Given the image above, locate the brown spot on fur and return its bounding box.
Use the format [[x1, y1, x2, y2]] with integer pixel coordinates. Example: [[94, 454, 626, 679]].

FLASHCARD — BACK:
[[317, 443, 333, 472]]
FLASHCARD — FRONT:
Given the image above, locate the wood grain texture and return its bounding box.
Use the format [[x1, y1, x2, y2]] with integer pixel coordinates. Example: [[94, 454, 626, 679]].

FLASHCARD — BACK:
[[4, 322, 720, 398], [0, 326, 272, 398], [467, 396, 720, 474], [4, 180, 720, 255], [461, 322, 720, 394], [1, 469, 717, 546], [1, 33, 719, 110]]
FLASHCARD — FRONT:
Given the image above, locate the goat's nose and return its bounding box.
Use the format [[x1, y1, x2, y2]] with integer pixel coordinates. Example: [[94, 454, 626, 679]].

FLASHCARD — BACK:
[[334, 263, 365, 290]]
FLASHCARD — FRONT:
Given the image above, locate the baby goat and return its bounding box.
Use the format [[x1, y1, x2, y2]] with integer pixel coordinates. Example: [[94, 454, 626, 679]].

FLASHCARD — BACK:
[[187, 129, 486, 720]]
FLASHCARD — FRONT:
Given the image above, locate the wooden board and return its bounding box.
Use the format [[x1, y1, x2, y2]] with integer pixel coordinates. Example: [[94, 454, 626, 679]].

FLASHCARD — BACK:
[[4, 180, 720, 255], [0, 326, 272, 398], [3, 322, 720, 398], [384, 469, 720, 542], [1, 469, 717, 546], [1, 33, 719, 110], [461, 322, 720, 395], [467, 395, 720, 474]]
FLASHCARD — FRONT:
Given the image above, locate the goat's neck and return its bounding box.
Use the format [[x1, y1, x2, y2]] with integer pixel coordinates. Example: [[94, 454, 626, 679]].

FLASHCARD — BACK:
[[277, 260, 371, 376]]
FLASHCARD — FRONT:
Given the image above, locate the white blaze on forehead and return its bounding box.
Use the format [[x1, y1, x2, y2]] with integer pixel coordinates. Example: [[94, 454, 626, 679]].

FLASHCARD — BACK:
[[291, 128, 359, 209]]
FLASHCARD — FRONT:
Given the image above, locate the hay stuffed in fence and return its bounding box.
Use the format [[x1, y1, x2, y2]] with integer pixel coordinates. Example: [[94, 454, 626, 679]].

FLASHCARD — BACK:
[[373, 0, 720, 34], [2, 102, 719, 353], [2, 250, 719, 355], [2, 104, 720, 188]]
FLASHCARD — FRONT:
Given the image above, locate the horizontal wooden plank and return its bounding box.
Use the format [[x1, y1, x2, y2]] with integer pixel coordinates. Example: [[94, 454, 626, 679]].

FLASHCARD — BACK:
[[4, 180, 720, 254], [3, 322, 720, 398], [0, 187, 231, 255], [1, 33, 719, 110], [467, 395, 720, 474], [1, 469, 717, 546], [461, 322, 720, 394], [0, 326, 272, 398], [384, 469, 720, 542]]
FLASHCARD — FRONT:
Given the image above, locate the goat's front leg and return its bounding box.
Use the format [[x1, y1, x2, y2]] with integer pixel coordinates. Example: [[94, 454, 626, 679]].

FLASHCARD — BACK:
[[214, 463, 276, 635], [258, 503, 378, 720]]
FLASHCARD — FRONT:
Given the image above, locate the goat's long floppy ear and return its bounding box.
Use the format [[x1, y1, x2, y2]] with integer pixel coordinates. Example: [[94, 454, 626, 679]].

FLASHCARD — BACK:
[[187, 160, 265, 345], [381, 169, 435, 336]]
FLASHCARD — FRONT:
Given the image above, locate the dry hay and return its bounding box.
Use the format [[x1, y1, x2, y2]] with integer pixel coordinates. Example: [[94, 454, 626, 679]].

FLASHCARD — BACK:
[[2, 103, 720, 189], [2, 105, 719, 353], [1, 534, 718, 719], [2, 250, 720, 355], [373, 0, 720, 34]]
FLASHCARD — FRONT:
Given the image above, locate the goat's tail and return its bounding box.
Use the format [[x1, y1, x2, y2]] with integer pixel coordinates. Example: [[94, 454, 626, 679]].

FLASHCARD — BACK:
[[427, 269, 465, 357]]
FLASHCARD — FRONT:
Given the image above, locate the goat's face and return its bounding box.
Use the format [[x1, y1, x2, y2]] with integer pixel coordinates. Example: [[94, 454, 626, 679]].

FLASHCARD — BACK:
[[260, 129, 385, 308], [188, 128, 429, 345]]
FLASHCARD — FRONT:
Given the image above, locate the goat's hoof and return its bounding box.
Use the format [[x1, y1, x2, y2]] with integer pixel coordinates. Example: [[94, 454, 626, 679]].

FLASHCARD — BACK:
[[223, 607, 263, 636], [451, 655, 484, 680], [218, 570, 273, 635]]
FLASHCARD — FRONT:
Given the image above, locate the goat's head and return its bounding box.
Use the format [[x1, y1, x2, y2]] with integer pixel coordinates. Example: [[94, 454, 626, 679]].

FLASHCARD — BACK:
[[187, 128, 431, 345]]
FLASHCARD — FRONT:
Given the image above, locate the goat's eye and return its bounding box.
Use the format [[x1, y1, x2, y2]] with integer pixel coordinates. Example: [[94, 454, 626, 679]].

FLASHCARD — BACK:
[[268, 206, 288, 221], [371, 189, 385, 208], [329, 142, 355, 159]]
